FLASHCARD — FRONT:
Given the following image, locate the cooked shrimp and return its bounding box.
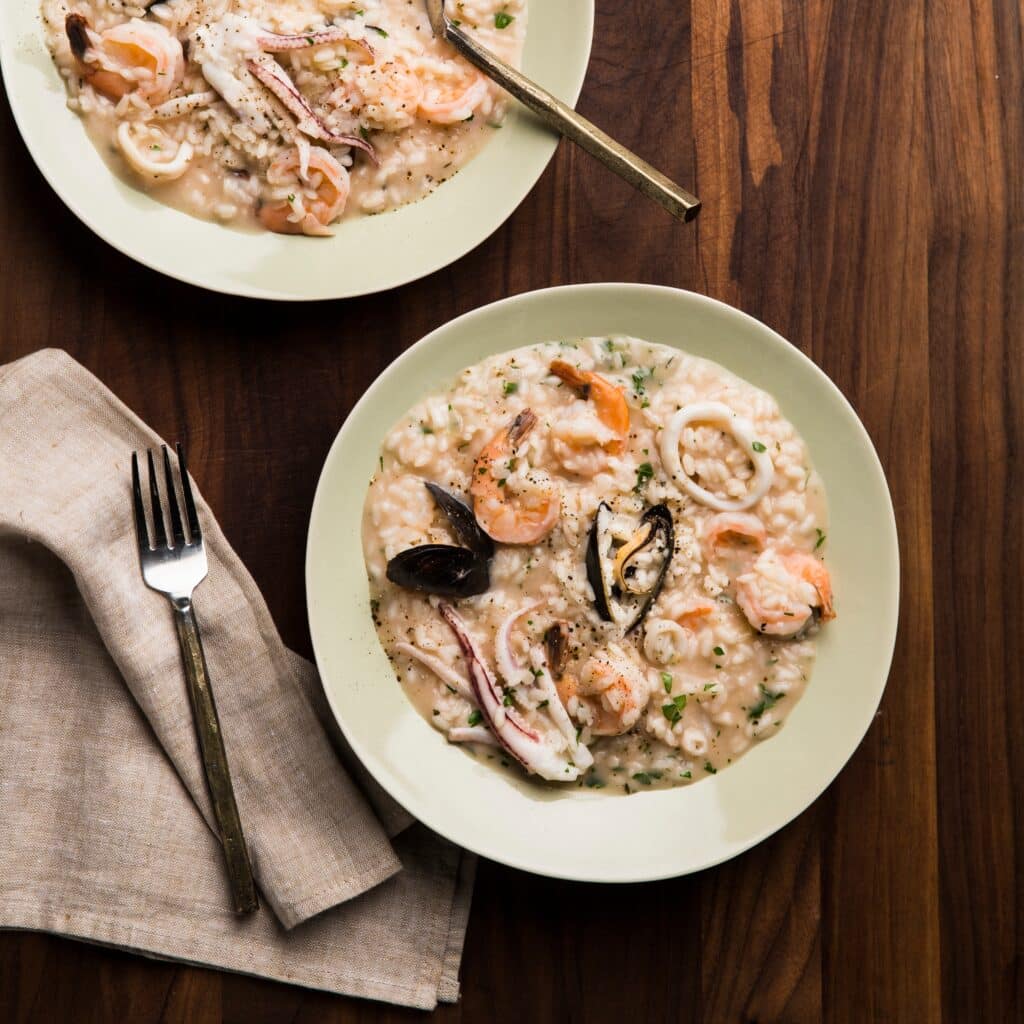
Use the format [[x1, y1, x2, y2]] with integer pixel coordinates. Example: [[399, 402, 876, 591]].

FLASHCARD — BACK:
[[259, 147, 350, 236], [674, 599, 717, 627], [66, 15, 185, 105], [471, 410, 561, 544], [561, 644, 650, 736], [735, 549, 835, 638], [704, 512, 767, 553], [549, 360, 630, 456], [416, 62, 490, 124], [343, 58, 424, 132]]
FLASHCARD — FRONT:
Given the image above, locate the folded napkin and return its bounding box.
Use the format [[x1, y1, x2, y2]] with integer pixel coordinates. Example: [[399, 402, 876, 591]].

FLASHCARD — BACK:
[[0, 350, 473, 1009]]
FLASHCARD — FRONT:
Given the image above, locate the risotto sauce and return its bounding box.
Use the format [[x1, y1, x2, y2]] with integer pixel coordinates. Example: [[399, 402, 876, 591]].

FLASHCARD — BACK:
[[362, 338, 834, 793], [43, 0, 526, 234]]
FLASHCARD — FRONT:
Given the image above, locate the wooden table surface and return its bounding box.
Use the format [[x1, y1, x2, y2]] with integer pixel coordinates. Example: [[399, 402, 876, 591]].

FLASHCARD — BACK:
[[1, 1, 1021, 1021]]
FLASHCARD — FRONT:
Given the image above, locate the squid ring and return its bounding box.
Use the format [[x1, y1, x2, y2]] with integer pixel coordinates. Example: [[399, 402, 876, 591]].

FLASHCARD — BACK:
[[659, 401, 774, 512]]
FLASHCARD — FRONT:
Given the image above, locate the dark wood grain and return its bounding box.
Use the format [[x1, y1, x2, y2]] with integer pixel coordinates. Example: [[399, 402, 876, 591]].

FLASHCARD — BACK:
[[926, 0, 1024, 1018], [1, 0, 1020, 1021]]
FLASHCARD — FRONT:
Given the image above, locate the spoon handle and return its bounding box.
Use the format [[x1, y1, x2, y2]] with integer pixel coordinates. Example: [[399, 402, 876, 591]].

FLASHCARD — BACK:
[[445, 23, 701, 222]]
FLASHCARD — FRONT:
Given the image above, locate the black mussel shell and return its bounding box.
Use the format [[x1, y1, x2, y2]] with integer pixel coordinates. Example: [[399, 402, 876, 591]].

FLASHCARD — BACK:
[[65, 14, 90, 60], [625, 504, 674, 634], [544, 621, 571, 679], [586, 502, 615, 622], [585, 503, 675, 634], [386, 544, 490, 598], [424, 482, 495, 560]]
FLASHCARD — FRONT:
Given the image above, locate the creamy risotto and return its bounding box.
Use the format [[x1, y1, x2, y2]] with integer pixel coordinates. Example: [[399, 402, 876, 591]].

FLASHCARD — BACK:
[[362, 338, 835, 792], [43, 0, 526, 233]]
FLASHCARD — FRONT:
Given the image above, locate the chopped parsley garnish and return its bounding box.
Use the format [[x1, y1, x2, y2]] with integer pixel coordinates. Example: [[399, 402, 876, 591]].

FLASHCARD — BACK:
[[752, 440, 767, 453], [632, 771, 662, 785], [704, 762, 718, 774], [747, 683, 784, 721], [815, 528, 827, 550], [661, 693, 687, 724], [631, 367, 653, 396], [287, 193, 296, 203], [502, 687, 514, 707], [359, 125, 371, 141], [503, 380, 518, 395], [703, 682, 716, 691], [467, 709, 483, 727], [368, 25, 388, 36], [584, 775, 605, 789], [537, 699, 549, 709], [421, 425, 433, 434], [494, 11, 515, 29], [661, 671, 673, 693], [713, 646, 725, 657], [634, 461, 654, 492]]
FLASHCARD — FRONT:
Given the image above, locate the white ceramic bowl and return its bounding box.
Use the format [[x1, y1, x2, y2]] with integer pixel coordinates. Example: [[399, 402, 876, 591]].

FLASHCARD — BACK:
[[0, 2, 593, 300], [306, 285, 900, 882]]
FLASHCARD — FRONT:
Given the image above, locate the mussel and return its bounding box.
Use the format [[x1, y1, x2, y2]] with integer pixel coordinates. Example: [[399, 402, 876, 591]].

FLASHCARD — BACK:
[[544, 621, 571, 679], [586, 503, 674, 634], [384, 482, 494, 599], [386, 544, 490, 598], [424, 482, 494, 559]]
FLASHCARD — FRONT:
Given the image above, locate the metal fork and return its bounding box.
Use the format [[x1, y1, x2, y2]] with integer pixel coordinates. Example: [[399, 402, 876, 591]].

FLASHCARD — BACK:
[[423, 0, 700, 222], [131, 444, 258, 916]]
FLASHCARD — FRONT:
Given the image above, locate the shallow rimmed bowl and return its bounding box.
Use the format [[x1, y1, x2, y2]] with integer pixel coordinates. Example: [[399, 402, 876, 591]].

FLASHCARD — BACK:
[[0, 2, 593, 300], [307, 284, 899, 881]]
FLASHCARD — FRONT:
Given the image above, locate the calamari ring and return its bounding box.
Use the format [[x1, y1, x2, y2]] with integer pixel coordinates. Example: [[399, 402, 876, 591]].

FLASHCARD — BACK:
[[659, 401, 774, 512]]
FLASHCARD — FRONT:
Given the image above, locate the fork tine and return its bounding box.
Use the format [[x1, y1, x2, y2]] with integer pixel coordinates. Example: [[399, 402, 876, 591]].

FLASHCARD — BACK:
[[176, 442, 202, 542], [146, 449, 168, 550], [131, 452, 151, 551], [162, 445, 186, 548]]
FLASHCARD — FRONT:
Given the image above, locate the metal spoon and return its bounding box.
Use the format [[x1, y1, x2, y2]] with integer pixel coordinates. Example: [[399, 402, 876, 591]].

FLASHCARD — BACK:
[[423, 0, 700, 222]]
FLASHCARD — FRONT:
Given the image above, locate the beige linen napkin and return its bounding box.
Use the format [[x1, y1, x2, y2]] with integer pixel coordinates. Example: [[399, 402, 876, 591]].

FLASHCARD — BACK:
[[0, 349, 473, 1009]]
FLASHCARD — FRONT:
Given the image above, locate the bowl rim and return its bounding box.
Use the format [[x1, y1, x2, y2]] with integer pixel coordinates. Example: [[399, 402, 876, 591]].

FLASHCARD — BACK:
[[0, 1, 595, 301], [306, 283, 901, 881]]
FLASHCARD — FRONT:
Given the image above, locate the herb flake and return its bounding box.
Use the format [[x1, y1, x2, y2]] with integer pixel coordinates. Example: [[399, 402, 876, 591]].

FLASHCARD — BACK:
[[634, 461, 654, 492]]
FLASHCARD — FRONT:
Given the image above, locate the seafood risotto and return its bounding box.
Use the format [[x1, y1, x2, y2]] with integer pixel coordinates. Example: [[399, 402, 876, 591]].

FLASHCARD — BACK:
[[363, 337, 836, 792], [42, 0, 526, 234]]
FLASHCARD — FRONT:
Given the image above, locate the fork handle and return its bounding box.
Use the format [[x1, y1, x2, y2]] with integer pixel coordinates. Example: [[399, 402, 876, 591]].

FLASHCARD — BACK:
[[444, 23, 700, 222], [173, 601, 259, 915]]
